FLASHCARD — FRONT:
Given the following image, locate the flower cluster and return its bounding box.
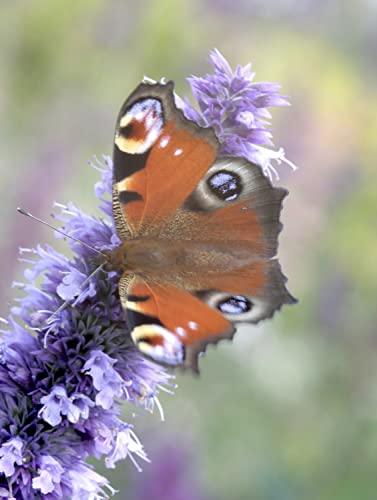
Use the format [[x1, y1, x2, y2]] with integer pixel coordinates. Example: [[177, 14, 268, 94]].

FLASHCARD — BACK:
[[176, 48, 296, 179], [0, 50, 294, 498], [0, 157, 172, 499]]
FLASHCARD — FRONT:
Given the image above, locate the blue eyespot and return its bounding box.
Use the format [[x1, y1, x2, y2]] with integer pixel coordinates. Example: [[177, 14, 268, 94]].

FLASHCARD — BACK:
[[217, 295, 252, 314], [208, 170, 242, 201]]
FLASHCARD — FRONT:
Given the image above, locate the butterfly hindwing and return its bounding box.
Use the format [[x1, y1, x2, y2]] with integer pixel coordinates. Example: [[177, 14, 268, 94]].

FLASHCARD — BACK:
[[117, 257, 293, 372], [194, 259, 296, 325], [120, 274, 234, 372]]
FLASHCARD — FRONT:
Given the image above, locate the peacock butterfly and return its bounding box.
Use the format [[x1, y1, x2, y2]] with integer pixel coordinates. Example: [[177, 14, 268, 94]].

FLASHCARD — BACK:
[[105, 80, 296, 372]]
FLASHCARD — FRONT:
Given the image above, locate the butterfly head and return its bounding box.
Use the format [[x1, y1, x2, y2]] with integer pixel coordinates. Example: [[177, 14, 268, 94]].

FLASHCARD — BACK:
[[101, 245, 128, 274]]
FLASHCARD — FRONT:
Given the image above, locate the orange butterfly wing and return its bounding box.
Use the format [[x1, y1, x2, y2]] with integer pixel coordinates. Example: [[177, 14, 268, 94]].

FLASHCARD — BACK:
[[112, 81, 218, 237], [122, 276, 234, 372]]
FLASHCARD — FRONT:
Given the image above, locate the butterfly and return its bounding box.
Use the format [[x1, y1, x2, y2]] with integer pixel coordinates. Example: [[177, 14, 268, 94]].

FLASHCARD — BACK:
[[105, 80, 296, 372]]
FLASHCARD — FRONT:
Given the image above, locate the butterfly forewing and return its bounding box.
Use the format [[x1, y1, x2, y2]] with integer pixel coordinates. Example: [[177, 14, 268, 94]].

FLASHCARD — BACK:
[[113, 81, 218, 237]]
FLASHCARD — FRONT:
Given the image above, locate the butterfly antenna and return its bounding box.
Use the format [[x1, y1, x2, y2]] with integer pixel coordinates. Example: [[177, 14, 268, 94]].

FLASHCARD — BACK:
[[17, 207, 108, 259]]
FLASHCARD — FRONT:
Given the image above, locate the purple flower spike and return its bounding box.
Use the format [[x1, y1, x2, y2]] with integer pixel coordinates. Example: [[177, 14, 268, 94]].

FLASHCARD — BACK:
[[0, 155, 172, 498], [1, 50, 294, 497], [177, 48, 297, 180]]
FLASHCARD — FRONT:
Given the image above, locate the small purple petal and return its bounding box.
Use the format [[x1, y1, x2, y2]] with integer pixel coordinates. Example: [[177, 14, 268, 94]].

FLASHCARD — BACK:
[[68, 463, 116, 499], [32, 455, 64, 494], [39, 386, 95, 425], [39, 386, 67, 426], [66, 393, 95, 423], [0, 488, 15, 499], [0, 437, 24, 477], [105, 422, 149, 471], [83, 350, 126, 409]]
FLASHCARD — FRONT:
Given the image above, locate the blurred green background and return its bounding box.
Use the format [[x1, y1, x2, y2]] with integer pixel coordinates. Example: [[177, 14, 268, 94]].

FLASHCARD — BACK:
[[1, 1, 377, 499]]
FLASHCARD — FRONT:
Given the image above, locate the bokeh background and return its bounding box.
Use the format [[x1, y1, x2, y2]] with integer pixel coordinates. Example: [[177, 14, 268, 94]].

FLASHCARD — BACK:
[[1, 1, 377, 499]]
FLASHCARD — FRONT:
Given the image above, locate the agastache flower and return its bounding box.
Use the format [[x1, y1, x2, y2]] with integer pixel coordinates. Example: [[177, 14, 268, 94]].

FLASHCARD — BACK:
[[176, 48, 297, 180], [0, 155, 172, 498], [32, 456, 64, 495], [0, 438, 24, 477], [84, 350, 128, 410], [0, 50, 293, 498], [39, 386, 95, 425]]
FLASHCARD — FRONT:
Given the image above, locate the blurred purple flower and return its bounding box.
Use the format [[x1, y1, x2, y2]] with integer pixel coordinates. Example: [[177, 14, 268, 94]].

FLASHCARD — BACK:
[[131, 442, 210, 500], [176, 49, 296, 180]]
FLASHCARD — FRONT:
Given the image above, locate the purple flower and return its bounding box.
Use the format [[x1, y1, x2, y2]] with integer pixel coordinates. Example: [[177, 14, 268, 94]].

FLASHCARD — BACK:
[[130, 441, 210, 500], [176, 49, 297, 180], [0, 438, 24, 477], [32, 456, 64, 494], [104, 422, 149, 471], [67, 464, 117, 500], [84, 351, 128, 410], [39, 386, 94, 426], [56, 268, 97, 303]]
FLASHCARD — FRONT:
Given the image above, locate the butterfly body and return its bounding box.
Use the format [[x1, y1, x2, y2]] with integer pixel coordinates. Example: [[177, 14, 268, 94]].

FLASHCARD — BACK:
[[108, 80, 296, 371], [109, 233, 260, 274]]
